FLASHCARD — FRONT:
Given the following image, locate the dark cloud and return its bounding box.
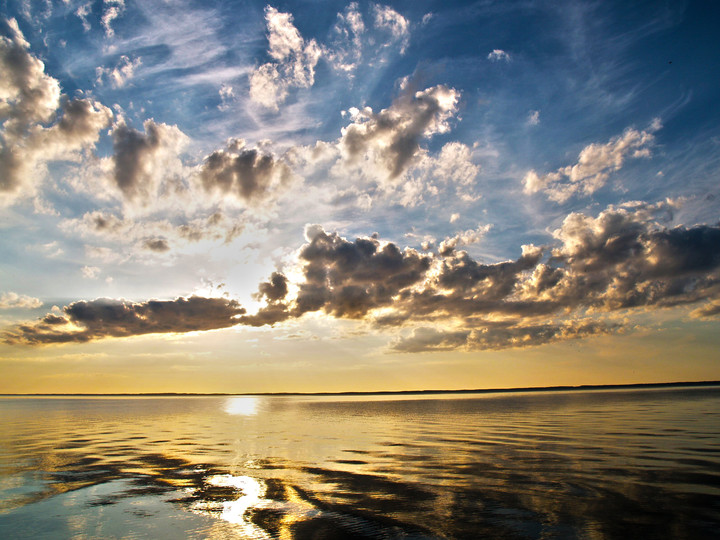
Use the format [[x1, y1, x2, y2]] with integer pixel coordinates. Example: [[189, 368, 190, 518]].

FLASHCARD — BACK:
[[3, 296, 246, 345], [5, 204, 720, 350], [0, 19, 60, 132], [240, 205, 720, 350], [392, 320, 618, 353], [691, 301, 720, 319], [256, 272, 289, 302], [111, 120, 187, 204], [142, 238, 170, 252], [199, 139, 293, 204], [293, 226, 432, 318]]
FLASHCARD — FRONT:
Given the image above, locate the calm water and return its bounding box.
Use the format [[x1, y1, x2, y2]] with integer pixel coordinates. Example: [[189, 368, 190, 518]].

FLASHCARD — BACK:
[[0, 387, 719, 539]]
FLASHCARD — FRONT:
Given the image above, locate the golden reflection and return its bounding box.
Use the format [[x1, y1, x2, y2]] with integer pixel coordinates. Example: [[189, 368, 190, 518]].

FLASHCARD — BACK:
[[224, 396, 260, 416], [204, 474, 271, 537]]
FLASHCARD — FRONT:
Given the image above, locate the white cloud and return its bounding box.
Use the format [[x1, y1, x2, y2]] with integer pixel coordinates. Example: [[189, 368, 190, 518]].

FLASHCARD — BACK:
[[96, 55, 141, 88], [337, 85, 461, 185], [523, 120, 661, 203], [488, 49, 511, 62], [218, 83, 235, 110], [372, 4, 410, 55], [430, 142, 480, 186], [0, 292, 42, 309], [527, 110, 540, 126], [249, 6, 322, 111], [438, 224, 493, 255], [75, 3, 92, 32], [82, 266, 101, 279], [324, 2, 366, 74], [1, 22, 113, 206], [102, 0, 126, 38]]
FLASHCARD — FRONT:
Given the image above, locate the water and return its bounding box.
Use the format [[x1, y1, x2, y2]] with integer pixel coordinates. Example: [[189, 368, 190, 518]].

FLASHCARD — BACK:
[[0, 387, 719, 539]]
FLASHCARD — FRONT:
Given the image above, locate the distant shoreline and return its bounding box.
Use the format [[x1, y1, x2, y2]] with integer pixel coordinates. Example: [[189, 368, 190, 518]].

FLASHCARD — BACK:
[[2, 380, 719, 397]]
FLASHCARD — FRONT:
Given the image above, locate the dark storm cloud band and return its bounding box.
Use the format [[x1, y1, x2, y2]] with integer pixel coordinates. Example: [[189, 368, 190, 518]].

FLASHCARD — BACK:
[[3, 296, 246, 345], [5, 203, 720, 349]]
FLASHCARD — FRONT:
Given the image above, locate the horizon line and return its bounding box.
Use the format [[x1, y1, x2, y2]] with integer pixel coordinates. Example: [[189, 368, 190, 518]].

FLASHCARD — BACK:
[[2, 380, 719, 397]]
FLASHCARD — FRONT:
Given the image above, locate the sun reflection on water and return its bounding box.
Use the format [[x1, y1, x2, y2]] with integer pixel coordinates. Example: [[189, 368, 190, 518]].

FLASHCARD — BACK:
[[201, 474, 271, 538], [224, 396, 260, 416]]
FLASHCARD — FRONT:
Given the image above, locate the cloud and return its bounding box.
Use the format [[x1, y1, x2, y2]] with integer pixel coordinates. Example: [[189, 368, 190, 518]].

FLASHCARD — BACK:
[[3, 296, 246, 345], [338, 84, 460, 183], [0, 20, 112, 205], [523, 120, 661, 203], [243, 202, 720, 350], [437, 224, 492, 255], [102, 0, 126, 38], [109, 119, 188, 206], [75, 3, 92, 32], [0, 19, 60, 131], [61, 209, 245, 259], [249, 6, 322, 110], [142, 238, 170, 252], [527, 110, 540, 126], [7, 202, 720, 349], [691, 301, 720, 319], [392, 320, 616, 352], [96, 55, 141, 88], [324, 2, 365, 74], [487, 49, 511, 62], [198, 138, 294, 205], [82, 266, 101, 279], [0, 292, 42, 309], [372, 4, 410, 55]]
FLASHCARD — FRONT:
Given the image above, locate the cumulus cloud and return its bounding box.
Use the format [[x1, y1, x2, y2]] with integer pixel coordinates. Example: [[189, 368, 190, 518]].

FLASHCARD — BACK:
[[691, 301, 720, 319], [392, 320, 616, 353], [96, 55, 141, 88], [0, 292, 42, 309], [3, 296, 246, 344], [338, 84, 460, 183], [198, 138, 294, 205], [109, 120, 188, 206], [0, 20, 60, 131], [82, 266, 101, 279], [437, 224, 492, 255], [0, 20, 112, 205], [7, 202, 720, 350], [242, 202, 720, 350], [523, 120, 661, 203], [249, 6, 322, 110], [142, 237, 170, 252], [487, 49, 511, 62]]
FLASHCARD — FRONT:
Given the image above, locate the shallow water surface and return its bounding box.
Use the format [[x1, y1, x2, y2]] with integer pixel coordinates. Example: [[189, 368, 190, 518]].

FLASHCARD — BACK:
[[1, 387, 719, 538]]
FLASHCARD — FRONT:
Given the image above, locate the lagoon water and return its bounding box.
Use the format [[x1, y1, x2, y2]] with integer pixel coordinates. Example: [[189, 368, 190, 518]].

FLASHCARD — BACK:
[[0, 387, 719, 539]]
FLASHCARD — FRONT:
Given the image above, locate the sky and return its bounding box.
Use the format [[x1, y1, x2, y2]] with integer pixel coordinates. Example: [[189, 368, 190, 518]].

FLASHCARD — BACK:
[[1, 0, 719, 393]]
